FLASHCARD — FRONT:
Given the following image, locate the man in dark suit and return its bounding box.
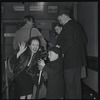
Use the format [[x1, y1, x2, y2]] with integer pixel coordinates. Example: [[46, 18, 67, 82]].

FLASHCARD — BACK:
[[56, 12, 87, 99]]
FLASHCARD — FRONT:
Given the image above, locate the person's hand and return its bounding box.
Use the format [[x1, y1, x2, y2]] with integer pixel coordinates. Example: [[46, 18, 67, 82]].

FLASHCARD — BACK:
[[38, 65, 44, 70], [56, 44, 61, 48], [17, 42, 27, 58], [38, 59, 45, 67], [18, 42, 27, 53]]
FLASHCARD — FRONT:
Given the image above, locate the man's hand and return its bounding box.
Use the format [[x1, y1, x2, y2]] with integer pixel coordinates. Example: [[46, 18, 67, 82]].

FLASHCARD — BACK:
[[56, 44, 61, 48]]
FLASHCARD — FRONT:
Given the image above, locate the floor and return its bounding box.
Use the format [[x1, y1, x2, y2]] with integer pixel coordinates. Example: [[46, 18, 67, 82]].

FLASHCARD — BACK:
[[81, 81, 98, 99], [2, 80, 98, 99]]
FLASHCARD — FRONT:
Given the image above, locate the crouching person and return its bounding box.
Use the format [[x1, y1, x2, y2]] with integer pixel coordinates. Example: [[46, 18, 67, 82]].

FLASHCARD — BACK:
[[38, 47, 65, 99]]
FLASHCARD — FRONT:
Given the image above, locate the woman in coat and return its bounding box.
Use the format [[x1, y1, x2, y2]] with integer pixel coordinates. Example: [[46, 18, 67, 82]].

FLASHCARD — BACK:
[[9, 37, 44, 99]]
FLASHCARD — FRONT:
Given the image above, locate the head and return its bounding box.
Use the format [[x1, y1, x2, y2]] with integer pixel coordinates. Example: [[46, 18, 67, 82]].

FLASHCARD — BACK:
[[55, 25, 62, 35], [48, 47, 61, 61], [27, 37, 41, 53], [23, 15, 35, 26], [57, 14, 70, 25]]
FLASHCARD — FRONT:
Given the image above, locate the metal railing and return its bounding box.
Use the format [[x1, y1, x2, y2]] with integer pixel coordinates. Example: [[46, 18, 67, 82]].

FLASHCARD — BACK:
[[2, 58, 9, 99]]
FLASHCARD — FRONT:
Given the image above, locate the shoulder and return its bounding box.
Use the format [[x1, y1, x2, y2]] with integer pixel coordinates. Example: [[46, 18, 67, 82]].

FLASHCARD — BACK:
[[65, 20, 76, 27], [32, 28, 39, 32], [31, 28, 42, 35], [69, 20, 80, 27], [64, 20, 78, 31], [15, 25, 28, 35]]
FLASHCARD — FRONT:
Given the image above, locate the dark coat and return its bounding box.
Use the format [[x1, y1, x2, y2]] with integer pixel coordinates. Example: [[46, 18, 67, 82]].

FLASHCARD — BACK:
[[43, 57, 65, 99], [56, 20, 87, 69], [9, 48, 42, 83]]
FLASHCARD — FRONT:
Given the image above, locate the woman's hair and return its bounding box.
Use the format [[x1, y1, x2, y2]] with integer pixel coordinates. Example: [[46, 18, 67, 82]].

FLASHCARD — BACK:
[[27, 36, 41, 47], [22, 37, 41, 58]]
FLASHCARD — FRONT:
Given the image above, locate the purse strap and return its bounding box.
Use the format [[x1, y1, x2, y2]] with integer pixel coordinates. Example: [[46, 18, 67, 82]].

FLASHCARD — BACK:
[[29, 27, 33, 39], [29, 24, 37, 39]]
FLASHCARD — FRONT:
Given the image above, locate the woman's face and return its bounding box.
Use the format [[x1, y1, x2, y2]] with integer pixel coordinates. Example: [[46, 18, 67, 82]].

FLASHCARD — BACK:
[[29, 40, 40, 53], [55, 26, 62, 34]]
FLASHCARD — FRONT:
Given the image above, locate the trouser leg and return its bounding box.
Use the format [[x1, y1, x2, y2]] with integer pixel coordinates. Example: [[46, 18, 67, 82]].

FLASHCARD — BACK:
[[64, 67, 81, 99]]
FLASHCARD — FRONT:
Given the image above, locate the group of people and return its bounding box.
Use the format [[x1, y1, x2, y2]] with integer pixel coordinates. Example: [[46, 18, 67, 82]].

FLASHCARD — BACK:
[[9, 11, 87, 99]]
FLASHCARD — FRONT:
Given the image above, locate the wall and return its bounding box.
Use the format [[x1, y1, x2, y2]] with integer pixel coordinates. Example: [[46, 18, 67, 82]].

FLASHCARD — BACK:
[[77, 2, 98, 93], [77, 2, 98, 57], [84, 69, 98, 93], [1, 2, 73, 20], [1, 2, 73, 58]]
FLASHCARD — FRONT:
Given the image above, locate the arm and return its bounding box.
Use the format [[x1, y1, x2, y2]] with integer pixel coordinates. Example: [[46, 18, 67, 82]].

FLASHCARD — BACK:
[[10, 42, 27, 64], [38, 59, 62, 75], [17, 42, 27, 58], [7, 53, 20, 73], [43, 63, 62, 75], [9, 53, 20, 65], [56, 27, 74, 53], [9, 42, 27, 71]]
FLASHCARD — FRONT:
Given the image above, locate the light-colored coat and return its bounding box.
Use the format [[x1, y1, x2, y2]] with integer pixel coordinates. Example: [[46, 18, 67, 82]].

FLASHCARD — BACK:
[[13, 24, 47, 50]]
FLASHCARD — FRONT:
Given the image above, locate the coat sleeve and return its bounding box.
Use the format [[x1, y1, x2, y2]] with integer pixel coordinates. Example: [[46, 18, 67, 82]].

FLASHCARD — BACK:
[[43, 63, 62, 75], [10, 53, 20, 65], [57, 27, 75, 54], [8, 53, 20, 71]]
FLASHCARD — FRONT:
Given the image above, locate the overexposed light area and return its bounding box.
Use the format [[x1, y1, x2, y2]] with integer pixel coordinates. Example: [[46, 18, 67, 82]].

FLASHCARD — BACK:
[[37, 2, 45, 6], [30, 6, 44, 11], [13, 6, 24, 11]]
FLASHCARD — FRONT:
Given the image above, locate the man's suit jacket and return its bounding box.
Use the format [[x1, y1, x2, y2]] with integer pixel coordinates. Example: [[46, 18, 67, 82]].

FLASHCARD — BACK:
[[56, 20, 87, 69]]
